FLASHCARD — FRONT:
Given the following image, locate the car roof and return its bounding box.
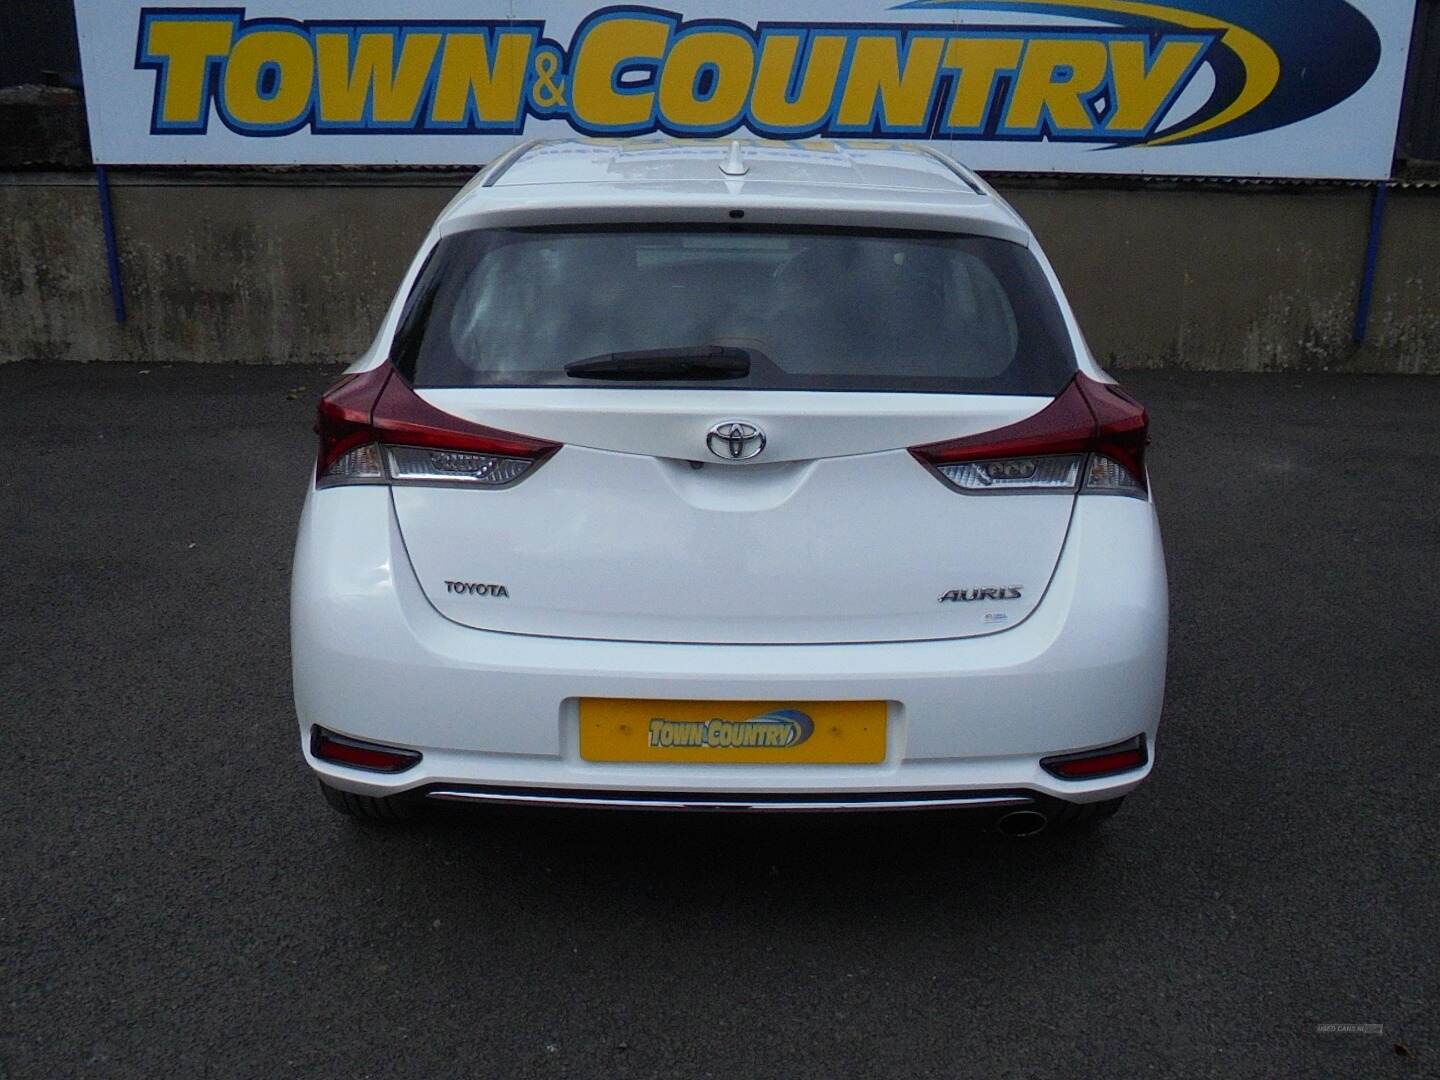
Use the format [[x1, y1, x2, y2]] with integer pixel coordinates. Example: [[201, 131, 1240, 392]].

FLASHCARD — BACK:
[[437, 138, 1030, 244]]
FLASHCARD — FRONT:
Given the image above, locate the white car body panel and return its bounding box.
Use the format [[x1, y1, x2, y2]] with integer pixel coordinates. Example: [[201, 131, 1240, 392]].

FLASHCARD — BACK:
[[393, 442, 1072, 643], [293, 487, 1165, 803], [414, 386, 1045, 463], [399, 387, 1077, 644], [292, 138, 1168, 815]]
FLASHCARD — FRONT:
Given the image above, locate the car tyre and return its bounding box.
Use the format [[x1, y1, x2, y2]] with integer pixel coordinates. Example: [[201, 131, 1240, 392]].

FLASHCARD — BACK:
[[318, 780, 420, 823], [1054, 796, 1125, 833]]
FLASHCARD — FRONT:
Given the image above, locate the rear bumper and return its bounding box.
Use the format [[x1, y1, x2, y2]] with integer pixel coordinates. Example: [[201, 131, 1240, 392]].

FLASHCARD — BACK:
[[423, 785, 1038, 813], [291, 486, 1167, 805]]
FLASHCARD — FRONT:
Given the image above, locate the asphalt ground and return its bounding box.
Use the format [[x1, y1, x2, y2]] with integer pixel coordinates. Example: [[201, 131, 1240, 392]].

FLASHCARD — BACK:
[[2, 363, 1436, 1079]]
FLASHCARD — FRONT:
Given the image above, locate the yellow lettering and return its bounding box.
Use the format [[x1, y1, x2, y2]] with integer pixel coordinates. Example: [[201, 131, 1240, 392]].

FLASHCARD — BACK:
[[942, 38, 1023, 131], [836, 36, 946, 130], [749, 33, 846, 131], [223, 29, 314, 128], [658, 30, 755, 130], [1105, 38, 1204, 134], [430, 32, 532, 125], [314, 31, 441, 125], [144, 19, 234, 125], [1003, 39, 1109, 133], [571, 17, 671, 130]]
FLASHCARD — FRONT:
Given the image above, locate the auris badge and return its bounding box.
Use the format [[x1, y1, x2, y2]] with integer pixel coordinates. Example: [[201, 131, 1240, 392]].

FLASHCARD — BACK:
[[648, 709, 814, 750], [940, 586, 1023, 602], [706, 420, 766, 461]]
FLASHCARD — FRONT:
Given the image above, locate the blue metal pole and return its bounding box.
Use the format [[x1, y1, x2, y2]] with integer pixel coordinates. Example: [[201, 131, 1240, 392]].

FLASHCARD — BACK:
[[95, 165, 126, 324], [1352, 181, 1389, 345]]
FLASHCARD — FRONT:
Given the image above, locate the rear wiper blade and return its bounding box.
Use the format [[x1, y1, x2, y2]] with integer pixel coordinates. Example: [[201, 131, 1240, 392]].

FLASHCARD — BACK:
[[564, 345, 752, 381]]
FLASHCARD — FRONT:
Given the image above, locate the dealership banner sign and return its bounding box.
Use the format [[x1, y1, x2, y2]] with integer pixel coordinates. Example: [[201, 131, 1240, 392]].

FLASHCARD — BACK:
[[74, 0, 1414, 177]]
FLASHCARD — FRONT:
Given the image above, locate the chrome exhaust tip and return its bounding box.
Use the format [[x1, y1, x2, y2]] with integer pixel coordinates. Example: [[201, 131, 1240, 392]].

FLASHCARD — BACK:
[[995, 809, 1049, 838]]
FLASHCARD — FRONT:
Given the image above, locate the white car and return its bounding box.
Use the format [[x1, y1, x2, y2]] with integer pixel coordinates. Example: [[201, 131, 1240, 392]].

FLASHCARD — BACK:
[[291, 138, 1167, 837]]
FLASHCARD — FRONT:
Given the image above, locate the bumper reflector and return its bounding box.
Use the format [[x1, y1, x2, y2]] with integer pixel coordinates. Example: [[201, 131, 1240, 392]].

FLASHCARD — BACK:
[[1040, 735, 1148, 780], [311, 726, 421, 773]]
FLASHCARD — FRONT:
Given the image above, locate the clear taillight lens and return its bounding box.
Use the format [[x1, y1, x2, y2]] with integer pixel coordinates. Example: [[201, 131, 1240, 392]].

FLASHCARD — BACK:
[[314, 363, 559, 489], [385, 446, 539, 486], [1083, 453, 1146, 497], [936, 454, 1083, 494], [323, 444, 385, 485]]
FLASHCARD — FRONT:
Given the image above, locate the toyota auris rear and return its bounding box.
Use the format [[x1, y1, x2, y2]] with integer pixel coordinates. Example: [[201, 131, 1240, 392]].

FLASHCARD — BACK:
[[291, 139, 1167, 835]]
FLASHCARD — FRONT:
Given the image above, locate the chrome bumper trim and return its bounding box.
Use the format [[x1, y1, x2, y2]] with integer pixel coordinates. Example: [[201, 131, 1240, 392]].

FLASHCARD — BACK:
[[425, 789, 1034, 813]]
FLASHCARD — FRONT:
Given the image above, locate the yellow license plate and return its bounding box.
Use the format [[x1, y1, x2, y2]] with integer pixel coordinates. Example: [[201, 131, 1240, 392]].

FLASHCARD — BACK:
[[579, 699, 887, 764]]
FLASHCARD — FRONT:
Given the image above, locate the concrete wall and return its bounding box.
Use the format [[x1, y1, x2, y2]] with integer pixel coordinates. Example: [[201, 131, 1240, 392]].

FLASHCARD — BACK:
[[2, 170, 1437, 372], [1007, 184, 1440, 374], [1, 173, 451, 366]]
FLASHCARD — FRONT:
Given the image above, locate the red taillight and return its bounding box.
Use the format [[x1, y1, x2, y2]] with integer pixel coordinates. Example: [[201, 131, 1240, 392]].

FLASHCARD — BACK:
[[311, 726, 421, 773], [910, 378, 1095, 466], [909, 374, 1148, 497], [370, 370, 561, 458], [314, 362, 560, 487], [1084, 378, 1149, 484], [315, 365, 391, 479], [1041, 735, 1148, 780]]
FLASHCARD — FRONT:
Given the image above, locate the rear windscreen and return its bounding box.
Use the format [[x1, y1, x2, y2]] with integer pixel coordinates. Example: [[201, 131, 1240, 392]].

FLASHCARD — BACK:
[[392, 226, 1076, 394]]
